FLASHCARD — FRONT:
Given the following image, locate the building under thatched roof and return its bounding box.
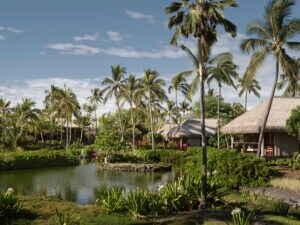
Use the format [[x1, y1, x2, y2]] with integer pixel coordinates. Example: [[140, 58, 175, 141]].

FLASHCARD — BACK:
[[221, 97, 300, 157], [165, 118, 217, 149], [158, 123, 177, 138]]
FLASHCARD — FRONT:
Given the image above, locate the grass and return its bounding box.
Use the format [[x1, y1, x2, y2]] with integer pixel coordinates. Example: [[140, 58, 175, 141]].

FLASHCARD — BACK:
[[270, 177, 300, 194], [10, 193, 300, 225]]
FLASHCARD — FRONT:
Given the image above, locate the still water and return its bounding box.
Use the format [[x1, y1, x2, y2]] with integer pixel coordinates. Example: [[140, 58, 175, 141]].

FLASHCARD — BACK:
[[0, 160, 179, 204]]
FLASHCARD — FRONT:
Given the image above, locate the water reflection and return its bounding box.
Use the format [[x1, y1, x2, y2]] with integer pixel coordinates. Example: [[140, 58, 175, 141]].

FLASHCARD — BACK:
[[0, 161, 177, 204]]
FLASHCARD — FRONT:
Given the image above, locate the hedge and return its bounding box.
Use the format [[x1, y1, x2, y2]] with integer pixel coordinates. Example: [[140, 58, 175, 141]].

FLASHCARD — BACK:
[[0, 150, 79, 170]]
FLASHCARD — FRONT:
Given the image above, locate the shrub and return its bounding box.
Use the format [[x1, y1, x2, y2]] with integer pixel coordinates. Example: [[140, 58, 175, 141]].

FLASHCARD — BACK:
[[0, 150, 79, 170], [133, 150, 185, 164], [96, 188, 126, 214], [0, 188, 23, 225], [272, 199, 290, 216], [229, 208, 256, 225], [185, 148, 272, 189], [51, 208, 80, 225], [95, 130, 130, 156]]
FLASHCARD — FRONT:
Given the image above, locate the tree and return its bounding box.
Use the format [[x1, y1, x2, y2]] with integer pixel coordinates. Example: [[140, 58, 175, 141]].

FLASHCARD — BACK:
[[168, 71, 192, 121], [237, 77, 261, 111], [74, 114, 91, 142], [87, 88, 103, 133], [240, 0, 300, 157], [102, 65, 127, 141], [286, 106, 300, 140], [278, 58, 300, 97], [179, 101, 192, 120], [207, 52, 239, 149], [141, 69, 167, 150], [119, 74, 142, 150], [166, 0, 238, 207], [0, 98, 11, 138], [164, 100, 177, 124], [55, 86, 80, 151]]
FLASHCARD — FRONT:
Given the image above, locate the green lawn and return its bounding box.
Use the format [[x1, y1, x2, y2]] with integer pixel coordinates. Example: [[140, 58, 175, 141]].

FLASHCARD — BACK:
[[13, 193, 300, 225]]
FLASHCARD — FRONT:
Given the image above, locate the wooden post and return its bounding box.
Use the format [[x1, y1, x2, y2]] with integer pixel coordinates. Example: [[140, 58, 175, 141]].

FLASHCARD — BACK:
[[180, 138, 183, 150], [230, 136, 234, 149], [261, 136, 264, 157]]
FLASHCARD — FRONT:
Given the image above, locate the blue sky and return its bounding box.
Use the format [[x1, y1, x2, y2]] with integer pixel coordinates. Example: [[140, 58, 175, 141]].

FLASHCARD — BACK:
[[0, 0, 299, 113]]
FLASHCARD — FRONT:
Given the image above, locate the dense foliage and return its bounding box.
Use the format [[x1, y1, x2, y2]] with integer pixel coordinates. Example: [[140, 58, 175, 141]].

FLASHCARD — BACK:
[[286, 106, 300, 140], [268, 152, 300, 170], [185, 148, 273, 188], [0, 150, 79, 170]]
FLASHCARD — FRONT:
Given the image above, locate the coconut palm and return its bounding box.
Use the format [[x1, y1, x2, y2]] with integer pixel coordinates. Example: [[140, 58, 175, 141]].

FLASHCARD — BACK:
[[166, 0, 238, 208], [0, 98, 11, 138], [164, 100, 177, 124], [102, 65, 127, 141], [237, 78, 261, 111], [87, 88, 103, 133], [179, 101, 191, 119], [55, 86, 80, 151], [278, 58, 300, 97], [74, 114, 91, 142], [141, 69, 167, 150], [168, 71, 192, 120], [44, 85, 59, 143], [207, 52, 239, 149], [119, 74, 142, 150], [240, 0, 300, 157]]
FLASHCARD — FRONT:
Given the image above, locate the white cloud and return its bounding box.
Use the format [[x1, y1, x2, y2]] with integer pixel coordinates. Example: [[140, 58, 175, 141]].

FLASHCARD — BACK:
[[0, 34, 5, 40], [40, 51, 46, 55], [5, 27, 24, 34], [74, 33, 99, 42], [106, 31, 125, 44], [0, 78, 116, 115], [126, 10, 154, 23], [45, 43, 101, 55]]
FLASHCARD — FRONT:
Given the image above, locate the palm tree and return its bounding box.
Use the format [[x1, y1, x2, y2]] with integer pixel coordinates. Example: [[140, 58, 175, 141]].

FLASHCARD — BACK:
[[102, 65, 127, 141], [237, 78, 261, 111], [74, 114, 91, 142], [164, 100, 177, 124], [179, 101, 191, 119], [44, 85, 59, 143], [278, 58, 300, 97], [240, 0, 300, 157], [141, 69, 167, 150], [168, 71, 192, 120], [0, 98, 11, 138], [207, 52, 239, 149], [119, 74, 142, 150], [56, 86, 80, 151], [166, 0, 238, 206], [87, 88, 103, 133]]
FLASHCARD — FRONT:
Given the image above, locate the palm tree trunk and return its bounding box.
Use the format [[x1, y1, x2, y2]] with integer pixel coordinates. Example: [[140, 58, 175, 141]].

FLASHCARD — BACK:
[[149, 91, 155, 150], [217, 84, 221, 149], [245, 91, 248, 111], [80, 128, 83, 143], [60, 114, 63, 144], [95, 109, 97, 134], [40, 132, 44, 142], [198, 34, 207, 209], [130, 102, 135, 151], [69, 125, 72, 145], [257, 60, 279, 157], [66, 113, 69, 151], [116, 102, 124, 142]]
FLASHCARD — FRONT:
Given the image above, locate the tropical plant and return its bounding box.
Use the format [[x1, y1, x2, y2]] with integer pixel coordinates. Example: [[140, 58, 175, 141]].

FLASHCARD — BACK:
[[228, 208, 256, 225], [119, 74, 142, 150], [87, 88, 103, 133], [286, 106, 300, 139], [163, 100, 177, 124], [240, 0, 300, 157], [102, 65, 127, 141], [278, 58, 300, 97], [51, 208, 80, 225], [207, 52, 239, 149], [0, 98, 11, 139], [96, 187, 126, 214], [0, 188, 22, 225], [272, 199, 290, 216], [141, 69, 167, 150], [74, 114, 91, 142], [237, 78, 261, 111]]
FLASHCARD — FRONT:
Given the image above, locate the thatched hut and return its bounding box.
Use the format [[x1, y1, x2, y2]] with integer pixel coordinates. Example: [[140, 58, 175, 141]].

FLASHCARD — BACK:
[[158, 123, 177, 138], [221, 97, 300, 157], [167, 118, 218, 150]]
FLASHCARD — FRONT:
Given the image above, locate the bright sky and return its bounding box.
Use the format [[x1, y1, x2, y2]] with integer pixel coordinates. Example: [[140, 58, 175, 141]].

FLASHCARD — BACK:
[[0, 0, 299, 113]]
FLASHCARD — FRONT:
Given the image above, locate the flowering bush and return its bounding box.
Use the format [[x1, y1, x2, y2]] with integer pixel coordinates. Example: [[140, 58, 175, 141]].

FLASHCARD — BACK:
[[229, 208, 256, 225]]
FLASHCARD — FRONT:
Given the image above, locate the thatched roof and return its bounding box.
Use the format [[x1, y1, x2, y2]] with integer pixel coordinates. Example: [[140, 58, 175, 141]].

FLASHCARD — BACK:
[[221, 97, 300, 134], [158, 123, 177, 137], [167, 118, 218, 138]]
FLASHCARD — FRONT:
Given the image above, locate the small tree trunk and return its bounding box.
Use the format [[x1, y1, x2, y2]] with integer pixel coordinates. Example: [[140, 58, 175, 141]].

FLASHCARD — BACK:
[[130, 102, 135, 151], [66, 114, 69, 151], [116, 102, 124, 142], [95, 108, 97, 134], [40, 132, 44, 142], [245, 91, 248, 111], [80, 128, 83, 143], [60, 114, 63, 144], [149, 91, 155, 150], [217, 84, 221, 149], [257, 60, 279, 157]]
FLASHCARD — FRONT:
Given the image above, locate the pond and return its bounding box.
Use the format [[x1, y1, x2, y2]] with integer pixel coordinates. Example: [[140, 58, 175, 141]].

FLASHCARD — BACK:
[[0, 160, 180, 204]]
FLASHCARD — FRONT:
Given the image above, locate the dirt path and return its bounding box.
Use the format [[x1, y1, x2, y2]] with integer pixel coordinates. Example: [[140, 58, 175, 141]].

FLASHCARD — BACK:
[[245, 187, 300, 208]]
